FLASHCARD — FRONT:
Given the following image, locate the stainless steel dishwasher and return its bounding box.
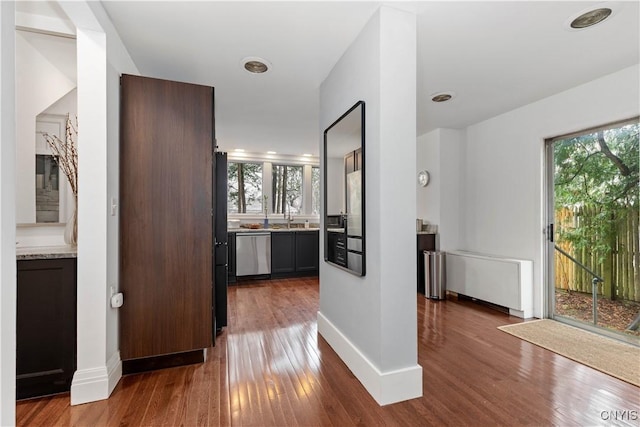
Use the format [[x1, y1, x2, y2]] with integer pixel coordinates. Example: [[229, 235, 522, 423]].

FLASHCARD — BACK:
[[235, 232, 271, 276]]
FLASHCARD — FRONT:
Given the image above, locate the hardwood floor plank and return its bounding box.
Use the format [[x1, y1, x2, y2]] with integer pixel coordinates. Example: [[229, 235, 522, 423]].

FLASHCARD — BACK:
[[16, 277, 640, 426]]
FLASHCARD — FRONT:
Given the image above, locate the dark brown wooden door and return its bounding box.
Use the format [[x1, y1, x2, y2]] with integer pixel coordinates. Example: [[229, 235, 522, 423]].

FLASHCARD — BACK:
[[120, 74, 213, 360]]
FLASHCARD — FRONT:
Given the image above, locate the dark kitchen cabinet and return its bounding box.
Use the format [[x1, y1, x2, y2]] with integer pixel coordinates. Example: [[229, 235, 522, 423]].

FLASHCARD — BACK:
[[327, 231, 346, 267], [270, 230, 319, 278], [228, 232, 236, 284], [295, 231, 319, 272], [271, 232, 296, 274], [17, 258, 76, 400], [120, 74, 213, 363]]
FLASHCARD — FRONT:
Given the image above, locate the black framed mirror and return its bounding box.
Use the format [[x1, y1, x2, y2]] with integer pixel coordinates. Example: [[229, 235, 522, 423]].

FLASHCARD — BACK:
[[323, 101, 365, 276]]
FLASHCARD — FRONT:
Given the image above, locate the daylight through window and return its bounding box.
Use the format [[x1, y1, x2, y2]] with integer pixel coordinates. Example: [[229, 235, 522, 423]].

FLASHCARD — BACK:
[[272, 165, 303, 214], [228, 162, 263, 213]]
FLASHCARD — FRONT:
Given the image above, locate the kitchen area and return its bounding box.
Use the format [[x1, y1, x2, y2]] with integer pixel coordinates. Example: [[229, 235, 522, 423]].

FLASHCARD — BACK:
[[227, 224, 320, 283]]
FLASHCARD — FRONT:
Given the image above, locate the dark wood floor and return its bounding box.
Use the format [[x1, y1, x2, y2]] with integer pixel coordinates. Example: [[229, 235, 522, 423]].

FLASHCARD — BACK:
[[17, 277, 640, 426]]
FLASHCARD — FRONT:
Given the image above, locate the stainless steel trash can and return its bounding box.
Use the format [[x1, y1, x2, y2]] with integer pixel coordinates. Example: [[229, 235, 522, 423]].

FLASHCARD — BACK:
[[424, 251, 446, 300]]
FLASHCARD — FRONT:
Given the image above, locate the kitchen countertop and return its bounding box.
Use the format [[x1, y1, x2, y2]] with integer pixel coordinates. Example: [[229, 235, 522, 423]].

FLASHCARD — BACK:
[[417, 231, 437, 235], [16, 245, 78, 260], [229, 227, 320, 233]]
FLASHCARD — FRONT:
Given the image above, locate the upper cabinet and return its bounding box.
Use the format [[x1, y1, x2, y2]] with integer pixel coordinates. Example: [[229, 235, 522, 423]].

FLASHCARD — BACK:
[[344, 147, 362, 175]]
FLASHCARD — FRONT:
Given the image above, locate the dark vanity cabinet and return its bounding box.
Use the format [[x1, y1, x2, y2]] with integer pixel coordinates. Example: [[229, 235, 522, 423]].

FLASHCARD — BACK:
[[17, 258, 76, 400], [270, 230, 319, 278]]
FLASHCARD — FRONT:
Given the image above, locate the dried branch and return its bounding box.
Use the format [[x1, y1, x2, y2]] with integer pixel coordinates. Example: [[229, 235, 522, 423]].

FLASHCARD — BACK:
[[42, 113, 77, 197]]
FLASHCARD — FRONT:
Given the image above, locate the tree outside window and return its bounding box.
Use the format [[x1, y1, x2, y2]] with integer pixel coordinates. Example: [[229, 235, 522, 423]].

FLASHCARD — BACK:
[[272, 164, 303, 214], [228, 162, 263, 213], [311, 166, 320, 215]]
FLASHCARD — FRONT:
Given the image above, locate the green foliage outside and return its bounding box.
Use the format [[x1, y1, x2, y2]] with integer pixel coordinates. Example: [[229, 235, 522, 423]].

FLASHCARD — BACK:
[[554, 122, 639, 261]]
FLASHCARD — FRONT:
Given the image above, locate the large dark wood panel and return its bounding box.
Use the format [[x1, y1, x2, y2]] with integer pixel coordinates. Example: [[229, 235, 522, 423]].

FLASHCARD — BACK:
[[120, 74, 213, 360], [16, 258, 76, 400]]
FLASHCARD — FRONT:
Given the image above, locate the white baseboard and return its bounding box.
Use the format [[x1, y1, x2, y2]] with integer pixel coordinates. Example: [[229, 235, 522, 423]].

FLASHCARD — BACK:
[[106, 350, 122, 395], [317, 311, 423, 406], [70, 351, 122, 406]]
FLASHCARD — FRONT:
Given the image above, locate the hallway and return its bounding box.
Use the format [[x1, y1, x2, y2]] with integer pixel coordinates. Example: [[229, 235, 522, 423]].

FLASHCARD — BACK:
[[17, 277, 639, 426]]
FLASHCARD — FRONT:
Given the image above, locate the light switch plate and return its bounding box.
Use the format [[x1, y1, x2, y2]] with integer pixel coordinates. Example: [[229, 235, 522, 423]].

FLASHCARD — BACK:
[[110, 198, 118, 216]]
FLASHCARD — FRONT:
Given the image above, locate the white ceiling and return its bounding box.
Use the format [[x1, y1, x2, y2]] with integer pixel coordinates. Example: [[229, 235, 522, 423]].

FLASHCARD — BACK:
[[26, 1, 640, 156]]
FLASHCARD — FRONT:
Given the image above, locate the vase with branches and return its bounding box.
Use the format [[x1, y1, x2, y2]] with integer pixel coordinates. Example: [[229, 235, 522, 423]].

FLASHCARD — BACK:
[[42, 114, 78, 246]]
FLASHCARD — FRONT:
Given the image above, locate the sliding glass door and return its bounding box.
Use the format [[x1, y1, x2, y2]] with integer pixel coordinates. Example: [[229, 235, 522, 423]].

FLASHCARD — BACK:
[[546, 118, 639, 344]]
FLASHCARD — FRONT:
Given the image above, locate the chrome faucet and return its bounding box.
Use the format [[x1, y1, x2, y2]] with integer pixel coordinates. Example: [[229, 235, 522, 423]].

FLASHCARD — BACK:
[[284, 208, 294, 229]]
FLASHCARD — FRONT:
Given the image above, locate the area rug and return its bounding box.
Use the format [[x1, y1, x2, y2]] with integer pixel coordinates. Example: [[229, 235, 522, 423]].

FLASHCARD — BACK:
[[498, 319, 640, 387]]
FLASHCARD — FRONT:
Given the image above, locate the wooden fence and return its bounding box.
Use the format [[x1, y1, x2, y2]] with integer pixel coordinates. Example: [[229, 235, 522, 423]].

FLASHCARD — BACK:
[[555, 206, 640, 302]]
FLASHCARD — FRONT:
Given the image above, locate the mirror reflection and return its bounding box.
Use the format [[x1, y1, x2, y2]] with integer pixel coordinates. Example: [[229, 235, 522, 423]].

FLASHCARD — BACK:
[[323, 101, 365, 276]]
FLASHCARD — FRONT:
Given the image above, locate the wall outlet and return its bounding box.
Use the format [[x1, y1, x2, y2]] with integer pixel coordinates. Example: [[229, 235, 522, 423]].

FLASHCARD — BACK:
[[110, 292, 124, 308]]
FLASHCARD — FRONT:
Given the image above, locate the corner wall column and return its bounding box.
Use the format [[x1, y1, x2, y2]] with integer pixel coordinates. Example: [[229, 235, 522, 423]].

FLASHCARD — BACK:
[[0, 1, 17, 423], [70, 27, 114, 406]]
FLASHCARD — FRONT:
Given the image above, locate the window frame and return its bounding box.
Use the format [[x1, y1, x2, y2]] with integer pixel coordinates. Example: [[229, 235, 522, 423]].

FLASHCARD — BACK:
[[227, 153, 320, 220], [227, 161, 264, 214]]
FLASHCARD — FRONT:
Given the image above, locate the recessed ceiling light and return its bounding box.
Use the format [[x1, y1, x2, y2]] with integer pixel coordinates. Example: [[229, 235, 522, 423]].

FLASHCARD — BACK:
[[234, 148, 245, 152], [570, 7, 612, 29], [430, 91, 456, 103], [242, 57, 271, 74], [267, 151, 277, 154]]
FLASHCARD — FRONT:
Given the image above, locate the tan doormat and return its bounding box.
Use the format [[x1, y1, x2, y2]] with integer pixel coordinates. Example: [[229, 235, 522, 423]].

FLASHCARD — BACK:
[[498, 319, 640, 387]]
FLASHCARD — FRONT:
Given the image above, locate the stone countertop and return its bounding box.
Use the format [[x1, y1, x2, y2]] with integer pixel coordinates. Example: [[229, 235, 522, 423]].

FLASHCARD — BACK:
[[16, 245, 78, 260], [229, 227, 320, 233], [417, 231, 437, 235]]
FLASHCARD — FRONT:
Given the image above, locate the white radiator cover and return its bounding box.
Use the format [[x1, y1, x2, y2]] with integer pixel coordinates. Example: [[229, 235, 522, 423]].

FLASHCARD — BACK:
[[446, 250, 533, 318]]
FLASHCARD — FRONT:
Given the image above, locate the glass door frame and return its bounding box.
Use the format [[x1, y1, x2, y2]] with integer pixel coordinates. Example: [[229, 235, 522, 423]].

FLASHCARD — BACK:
[[544, 119, 640, 346], [544, 138, 555, 321]]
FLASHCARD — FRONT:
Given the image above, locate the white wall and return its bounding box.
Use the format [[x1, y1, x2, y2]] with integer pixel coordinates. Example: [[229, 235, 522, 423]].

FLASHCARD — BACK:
[[416, 128, 463, 251], [319, 6, 421, 406], [416, 129, 440, 225], [57, 0, 139, 405], [105, 60, 122, 374], [326, 156, 344, 214], [438, 129, 463, 251], [460, 64, 640, 318], [15, 30, 76, 224], [0, 2, 16, 423]]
